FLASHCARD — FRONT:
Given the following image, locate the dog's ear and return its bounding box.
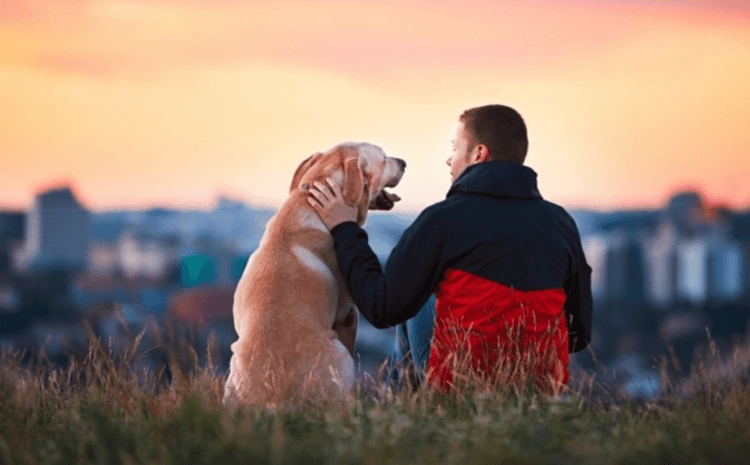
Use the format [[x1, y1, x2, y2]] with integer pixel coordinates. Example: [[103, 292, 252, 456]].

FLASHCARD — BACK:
[[342, 157, 364, 206], [290, 152, 323, 193]]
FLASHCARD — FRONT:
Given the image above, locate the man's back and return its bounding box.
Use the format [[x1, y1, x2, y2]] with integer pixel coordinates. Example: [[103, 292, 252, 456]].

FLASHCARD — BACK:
[[413, 160, 592, 391], [428, 162, 583, 293], [332, 160, 591, 392]]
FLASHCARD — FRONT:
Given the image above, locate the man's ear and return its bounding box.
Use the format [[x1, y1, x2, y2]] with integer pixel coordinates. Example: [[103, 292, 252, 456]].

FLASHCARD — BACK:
[[290, 152, 323, 193], [342, 157, 364, 206], [473, 144, 491, 163]]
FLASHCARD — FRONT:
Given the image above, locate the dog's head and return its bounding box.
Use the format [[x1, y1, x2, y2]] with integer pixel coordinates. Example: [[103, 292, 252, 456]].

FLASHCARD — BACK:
[[290, 142, 406, 226]]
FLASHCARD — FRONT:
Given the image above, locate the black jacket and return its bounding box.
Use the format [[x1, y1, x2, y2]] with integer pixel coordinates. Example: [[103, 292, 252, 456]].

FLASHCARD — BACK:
[[331, 160, 593, 353]]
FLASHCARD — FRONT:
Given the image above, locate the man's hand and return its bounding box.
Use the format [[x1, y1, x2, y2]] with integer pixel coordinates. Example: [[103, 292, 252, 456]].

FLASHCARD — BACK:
[[307, 178, 358, 231]]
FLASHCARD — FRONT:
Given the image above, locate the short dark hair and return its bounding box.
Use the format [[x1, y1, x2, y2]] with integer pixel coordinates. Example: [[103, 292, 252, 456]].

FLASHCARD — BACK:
[[459, 104, 528, 164]]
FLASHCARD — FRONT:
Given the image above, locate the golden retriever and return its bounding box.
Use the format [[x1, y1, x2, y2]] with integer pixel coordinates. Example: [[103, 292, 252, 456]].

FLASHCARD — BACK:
[[223, 142, 405, 407]]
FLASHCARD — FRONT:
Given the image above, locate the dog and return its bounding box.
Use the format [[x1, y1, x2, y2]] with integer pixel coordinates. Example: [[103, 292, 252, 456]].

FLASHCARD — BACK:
[[223, 142, 405, 408]]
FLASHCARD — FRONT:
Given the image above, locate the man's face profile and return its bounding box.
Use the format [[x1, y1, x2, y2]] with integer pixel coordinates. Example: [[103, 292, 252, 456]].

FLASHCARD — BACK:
[[447, 122, 479, 184]]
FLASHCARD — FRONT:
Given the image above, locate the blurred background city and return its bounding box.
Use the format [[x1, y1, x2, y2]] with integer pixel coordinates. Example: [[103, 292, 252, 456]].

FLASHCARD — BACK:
[[1, 186, 750, 399]]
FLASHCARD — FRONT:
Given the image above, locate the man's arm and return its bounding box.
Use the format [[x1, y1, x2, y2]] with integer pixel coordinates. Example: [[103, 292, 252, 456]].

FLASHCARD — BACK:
[[307, 177, 446, 329], [330, 209, 446, 328], [564, 243, 593, 353]]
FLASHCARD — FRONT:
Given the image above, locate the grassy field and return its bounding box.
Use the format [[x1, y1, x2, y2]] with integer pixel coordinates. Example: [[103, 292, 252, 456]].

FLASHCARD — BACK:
[[1, 325, 750, 465]]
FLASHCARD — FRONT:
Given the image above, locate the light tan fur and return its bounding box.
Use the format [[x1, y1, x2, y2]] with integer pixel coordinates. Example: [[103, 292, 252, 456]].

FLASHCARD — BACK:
[[224, 142, 405, 408]]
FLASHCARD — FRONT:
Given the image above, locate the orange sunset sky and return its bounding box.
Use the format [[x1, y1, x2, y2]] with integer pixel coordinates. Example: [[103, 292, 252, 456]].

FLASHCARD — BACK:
[[1, 0, 749, 214]]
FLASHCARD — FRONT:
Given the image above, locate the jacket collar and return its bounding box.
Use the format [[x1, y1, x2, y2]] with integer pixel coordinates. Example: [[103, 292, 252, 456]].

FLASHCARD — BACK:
[[446, 161, 543, 200]]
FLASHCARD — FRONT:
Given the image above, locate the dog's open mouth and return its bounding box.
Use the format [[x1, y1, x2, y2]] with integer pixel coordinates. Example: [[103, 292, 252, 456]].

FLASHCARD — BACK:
[[370, 189, 401, 210], [369, 163, 404, 211]]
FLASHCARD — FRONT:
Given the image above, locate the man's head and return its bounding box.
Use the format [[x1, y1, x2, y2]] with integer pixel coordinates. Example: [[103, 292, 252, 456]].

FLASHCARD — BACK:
[[446, 104, 528, 184]]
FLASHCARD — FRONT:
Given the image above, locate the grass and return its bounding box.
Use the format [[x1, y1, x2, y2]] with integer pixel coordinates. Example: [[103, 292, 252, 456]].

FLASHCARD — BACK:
[[1, 322, 750, 465]]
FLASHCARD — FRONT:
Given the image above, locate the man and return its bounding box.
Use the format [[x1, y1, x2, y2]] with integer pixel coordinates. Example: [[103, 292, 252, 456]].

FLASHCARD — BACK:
[[307, 104, 592, 393]]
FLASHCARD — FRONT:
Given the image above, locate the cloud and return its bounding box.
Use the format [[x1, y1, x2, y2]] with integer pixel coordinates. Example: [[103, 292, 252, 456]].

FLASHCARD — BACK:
[[10, 0, 747, 83]]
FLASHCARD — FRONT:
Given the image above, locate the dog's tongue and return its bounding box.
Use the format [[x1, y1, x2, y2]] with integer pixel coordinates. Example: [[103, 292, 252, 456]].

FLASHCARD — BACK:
[[373, 189, 400, 210], [385, 191, 401, 202]]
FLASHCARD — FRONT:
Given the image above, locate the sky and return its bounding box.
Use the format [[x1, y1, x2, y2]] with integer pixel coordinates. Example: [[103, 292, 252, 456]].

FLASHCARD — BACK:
[[1, 0, 749, 214]]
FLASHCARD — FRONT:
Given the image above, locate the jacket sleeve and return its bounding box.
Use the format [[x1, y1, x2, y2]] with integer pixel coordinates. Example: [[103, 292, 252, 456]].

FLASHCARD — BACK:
[[564, 239, 593, 353], [330, 208, 446, 329]]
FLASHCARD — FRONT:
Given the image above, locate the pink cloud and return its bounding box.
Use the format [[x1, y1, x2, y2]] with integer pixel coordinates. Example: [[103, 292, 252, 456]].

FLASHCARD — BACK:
[[7, 0, 746, 89], [1, 0, 93, 24], [20, 0, 733, 79]]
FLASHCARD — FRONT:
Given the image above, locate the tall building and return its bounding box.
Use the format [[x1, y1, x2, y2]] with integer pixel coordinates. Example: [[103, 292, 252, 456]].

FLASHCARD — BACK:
[[708, 241, 744, 303], [21, 187, 90, 271], [643, 222, 678, 308], [0, 211, 25, 273], [676, 239, 708, 305], [0, 212, 24, 241], [583, 232, 646, 303], [581, 234, 607, 301]]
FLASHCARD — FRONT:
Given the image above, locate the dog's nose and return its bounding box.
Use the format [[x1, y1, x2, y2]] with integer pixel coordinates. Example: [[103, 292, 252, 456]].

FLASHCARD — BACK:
[[395, 158, 406, 169]]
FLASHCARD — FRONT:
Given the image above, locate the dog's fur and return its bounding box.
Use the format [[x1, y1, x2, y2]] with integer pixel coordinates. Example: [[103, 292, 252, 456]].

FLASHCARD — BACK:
[[223, 142, 405, 408]]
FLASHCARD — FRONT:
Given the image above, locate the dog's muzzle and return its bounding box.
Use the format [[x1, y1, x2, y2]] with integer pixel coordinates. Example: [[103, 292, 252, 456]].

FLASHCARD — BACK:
[[369, 157, 405, 211]]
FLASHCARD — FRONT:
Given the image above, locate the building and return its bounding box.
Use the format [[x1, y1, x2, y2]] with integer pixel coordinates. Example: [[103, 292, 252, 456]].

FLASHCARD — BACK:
[[0, 212, 24, 241], [582, 232, 645, 303], [641, 192, 748, 308], [643, 222, 679, 308], [708, 240, 744, 303], [581, 234, 607, 301], [0, 211, 25, 273], [118, 230, 179, 281], [673, 233, 745, 306], [676, 239, 709, 305], [17, 187, 90, 271]]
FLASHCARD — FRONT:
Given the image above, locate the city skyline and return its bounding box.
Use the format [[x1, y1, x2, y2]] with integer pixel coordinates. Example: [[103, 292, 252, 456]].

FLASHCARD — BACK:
[[2, 0, 749, 213], [3, 182, 749, 216]]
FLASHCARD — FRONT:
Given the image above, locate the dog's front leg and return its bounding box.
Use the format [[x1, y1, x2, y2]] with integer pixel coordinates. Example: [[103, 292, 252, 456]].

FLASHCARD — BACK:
[[333, 306, 358, 358]]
